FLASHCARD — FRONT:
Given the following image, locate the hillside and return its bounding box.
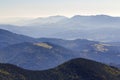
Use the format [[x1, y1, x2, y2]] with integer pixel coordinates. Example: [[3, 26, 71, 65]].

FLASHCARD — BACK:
[[0, 58, 120, 80], [0, 29, 37, 48], [38, 38, 99, 52], [0, 42, 74, 70], [38, 38, 120, 67]]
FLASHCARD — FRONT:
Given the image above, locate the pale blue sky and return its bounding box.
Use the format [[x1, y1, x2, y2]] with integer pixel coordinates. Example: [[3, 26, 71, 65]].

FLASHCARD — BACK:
[[0, 0, 120, 18]]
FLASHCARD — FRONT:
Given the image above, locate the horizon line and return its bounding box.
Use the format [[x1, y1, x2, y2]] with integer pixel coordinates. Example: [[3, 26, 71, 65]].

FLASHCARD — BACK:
[[1, 14, 120, 19]]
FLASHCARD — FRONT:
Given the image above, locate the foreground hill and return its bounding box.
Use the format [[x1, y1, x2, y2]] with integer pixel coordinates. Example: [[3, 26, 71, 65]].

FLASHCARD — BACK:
[[0, 42, 74, 70], [0, 58, 120, 80], [0, 29, 37, 48]]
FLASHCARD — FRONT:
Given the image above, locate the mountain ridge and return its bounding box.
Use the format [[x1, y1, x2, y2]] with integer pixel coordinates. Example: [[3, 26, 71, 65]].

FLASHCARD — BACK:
[[0, 15, 120, 42]]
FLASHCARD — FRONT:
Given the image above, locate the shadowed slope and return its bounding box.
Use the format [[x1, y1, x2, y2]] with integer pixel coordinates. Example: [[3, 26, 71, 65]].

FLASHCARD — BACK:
[[0, 58, 120, 80]]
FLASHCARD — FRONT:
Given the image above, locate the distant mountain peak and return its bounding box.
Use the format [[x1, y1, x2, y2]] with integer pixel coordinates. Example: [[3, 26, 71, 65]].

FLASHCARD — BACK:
[[47, 15, 68, 18], [23, 15, 69, 26]]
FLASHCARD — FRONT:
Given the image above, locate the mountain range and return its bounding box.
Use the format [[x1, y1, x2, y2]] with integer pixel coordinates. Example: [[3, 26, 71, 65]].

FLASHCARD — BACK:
[[0, 29, 119, 70], [0, 15, 120, 42], [0, 58, 120, 80], [0, 15, 120, 80]]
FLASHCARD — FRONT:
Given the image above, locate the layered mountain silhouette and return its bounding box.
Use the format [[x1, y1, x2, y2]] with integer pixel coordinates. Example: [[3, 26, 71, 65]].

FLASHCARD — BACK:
[[0, 15, 120, 80], [0, 58, 120, 80], [1, 15, 120, 42], [0, 29, 119, 70]]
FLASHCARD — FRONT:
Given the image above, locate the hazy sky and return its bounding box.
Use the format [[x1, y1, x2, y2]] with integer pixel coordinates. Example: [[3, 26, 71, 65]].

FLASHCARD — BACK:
[[0, 0, 120, 20]]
